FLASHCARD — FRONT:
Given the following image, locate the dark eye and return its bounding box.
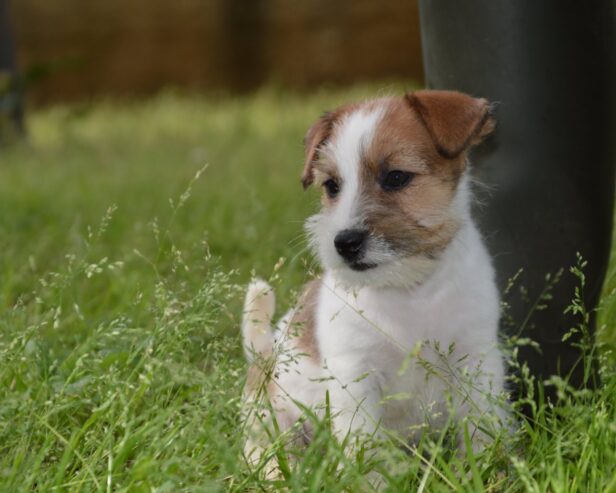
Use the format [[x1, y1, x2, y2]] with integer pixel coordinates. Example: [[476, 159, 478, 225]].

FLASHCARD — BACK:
[[323, 179, 340, 198], [381, 170, 413, 191]]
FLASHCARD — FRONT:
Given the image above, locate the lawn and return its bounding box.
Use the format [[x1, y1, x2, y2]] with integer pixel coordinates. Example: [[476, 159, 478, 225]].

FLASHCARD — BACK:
[[1, 84, 615, 492]]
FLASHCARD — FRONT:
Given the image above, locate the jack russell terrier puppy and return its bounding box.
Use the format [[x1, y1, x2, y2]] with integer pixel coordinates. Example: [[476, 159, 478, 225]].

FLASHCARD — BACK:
[[241, 90, 508, 469]]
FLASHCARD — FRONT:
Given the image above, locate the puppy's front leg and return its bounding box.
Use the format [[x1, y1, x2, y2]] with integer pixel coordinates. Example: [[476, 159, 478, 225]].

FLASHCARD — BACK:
[[326, 361, 386, 489], [326, 357, 383, 443], [455, 352, 510, 454]]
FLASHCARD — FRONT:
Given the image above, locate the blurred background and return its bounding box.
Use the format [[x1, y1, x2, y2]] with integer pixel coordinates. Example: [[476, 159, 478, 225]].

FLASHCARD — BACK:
[[0, 0, 430, 311], [7, 0, 423, 106]]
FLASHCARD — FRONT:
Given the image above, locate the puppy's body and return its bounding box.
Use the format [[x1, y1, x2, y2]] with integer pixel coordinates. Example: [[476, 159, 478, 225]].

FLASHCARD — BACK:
[[242, 91, 507, 464]]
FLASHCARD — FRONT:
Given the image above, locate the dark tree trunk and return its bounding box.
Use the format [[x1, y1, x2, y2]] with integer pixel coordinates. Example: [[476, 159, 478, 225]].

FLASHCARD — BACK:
[[418, 1, 615, 404], [0, 0, 24, 143]]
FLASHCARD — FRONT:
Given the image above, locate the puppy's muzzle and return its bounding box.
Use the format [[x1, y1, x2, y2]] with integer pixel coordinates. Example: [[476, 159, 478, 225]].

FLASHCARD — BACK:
[[334, 229, 367, 263]]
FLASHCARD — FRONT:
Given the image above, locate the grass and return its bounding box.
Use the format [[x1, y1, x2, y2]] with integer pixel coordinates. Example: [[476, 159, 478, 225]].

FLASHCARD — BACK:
[[0, 84, 615, 492]]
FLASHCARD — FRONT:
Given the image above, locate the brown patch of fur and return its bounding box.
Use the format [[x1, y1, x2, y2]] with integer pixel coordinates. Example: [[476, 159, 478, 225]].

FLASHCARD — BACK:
[[302, 112, 336, 189], [312, 166, 341, 208], [405, 90, 495, 159], [287, 280, 321, 362], [301, 103, 360, 189], [353, 97, 467, 258]]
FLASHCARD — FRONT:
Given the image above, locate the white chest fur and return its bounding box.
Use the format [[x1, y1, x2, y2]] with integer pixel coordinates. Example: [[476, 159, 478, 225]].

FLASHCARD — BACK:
[[313, 221, 505, 439]]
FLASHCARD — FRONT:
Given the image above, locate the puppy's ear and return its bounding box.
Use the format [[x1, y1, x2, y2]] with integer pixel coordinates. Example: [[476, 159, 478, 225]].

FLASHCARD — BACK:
[[301, 111, 336, 189], [406, 90, 495, 159]]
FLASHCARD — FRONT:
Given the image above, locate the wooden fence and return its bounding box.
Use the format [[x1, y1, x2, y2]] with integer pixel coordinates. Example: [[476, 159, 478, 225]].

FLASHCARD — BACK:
[[12, 0, 423, 104]]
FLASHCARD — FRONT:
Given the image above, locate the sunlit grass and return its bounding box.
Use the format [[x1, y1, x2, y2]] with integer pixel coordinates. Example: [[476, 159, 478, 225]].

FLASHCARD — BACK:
[[0, 85, 615, 491]]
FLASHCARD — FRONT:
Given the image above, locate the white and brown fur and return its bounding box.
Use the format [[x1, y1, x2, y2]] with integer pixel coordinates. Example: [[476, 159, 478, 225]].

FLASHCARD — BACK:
[[241, 90, 508, 471]]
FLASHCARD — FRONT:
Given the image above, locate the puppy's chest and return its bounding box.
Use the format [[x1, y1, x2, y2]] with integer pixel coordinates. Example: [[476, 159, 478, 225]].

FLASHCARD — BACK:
[[315, 283, 466, 428], [316, 282, 459, 358]]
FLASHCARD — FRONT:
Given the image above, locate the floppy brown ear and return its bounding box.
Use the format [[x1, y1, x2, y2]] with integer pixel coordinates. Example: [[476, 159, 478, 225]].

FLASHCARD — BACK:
[[301, 111, 337, 189], [406, 90, 496, 159]]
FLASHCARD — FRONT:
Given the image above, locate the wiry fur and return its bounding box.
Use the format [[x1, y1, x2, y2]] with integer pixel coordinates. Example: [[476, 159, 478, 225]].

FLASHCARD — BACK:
[[240, 91, 509, 474]]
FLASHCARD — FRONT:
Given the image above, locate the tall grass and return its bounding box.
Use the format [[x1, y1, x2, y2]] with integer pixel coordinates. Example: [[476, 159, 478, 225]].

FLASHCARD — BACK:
[[0, 86, 615, 491]]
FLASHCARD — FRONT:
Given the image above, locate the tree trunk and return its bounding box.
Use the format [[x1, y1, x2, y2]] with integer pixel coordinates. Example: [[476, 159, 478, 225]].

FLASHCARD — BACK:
[[0, 0, 24, 144], [418, 0, 615, 404]]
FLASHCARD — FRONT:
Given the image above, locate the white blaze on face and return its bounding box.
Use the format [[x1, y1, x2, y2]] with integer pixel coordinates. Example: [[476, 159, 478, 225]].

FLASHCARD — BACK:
[[328, 108, 384, 231], [305, 104, 408, 287]]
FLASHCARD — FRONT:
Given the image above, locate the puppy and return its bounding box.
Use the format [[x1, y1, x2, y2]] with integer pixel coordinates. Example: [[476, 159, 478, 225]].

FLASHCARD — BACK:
[[241, 90, 508, 470]]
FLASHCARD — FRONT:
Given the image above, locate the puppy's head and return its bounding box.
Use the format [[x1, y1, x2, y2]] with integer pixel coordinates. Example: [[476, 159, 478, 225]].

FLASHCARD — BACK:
[[302, 90, 495, 288]]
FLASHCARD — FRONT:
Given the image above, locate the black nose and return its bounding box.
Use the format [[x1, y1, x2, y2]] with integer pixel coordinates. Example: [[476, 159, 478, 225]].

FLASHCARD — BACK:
[[334, 229, 367, 262]]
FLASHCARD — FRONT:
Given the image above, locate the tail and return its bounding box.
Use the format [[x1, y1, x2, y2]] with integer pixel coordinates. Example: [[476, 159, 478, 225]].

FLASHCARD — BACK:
[[241, 279, 276, 363]]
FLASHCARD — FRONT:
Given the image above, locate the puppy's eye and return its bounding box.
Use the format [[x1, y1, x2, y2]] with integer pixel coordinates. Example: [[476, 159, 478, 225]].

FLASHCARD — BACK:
[[381, 170, 413, 191], [323, 179, 340, 198]]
